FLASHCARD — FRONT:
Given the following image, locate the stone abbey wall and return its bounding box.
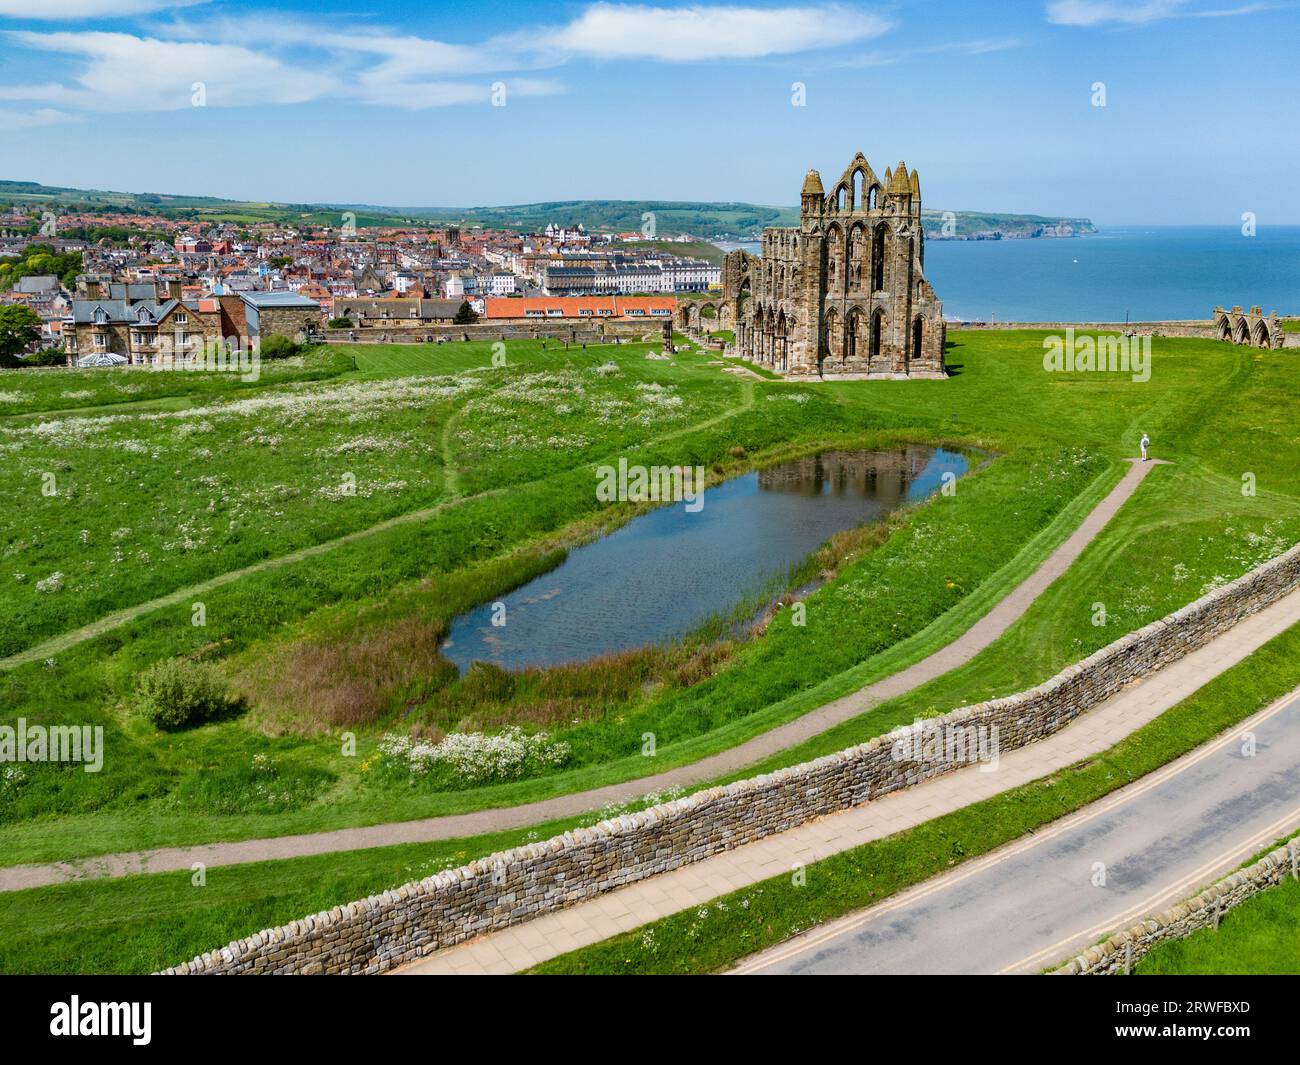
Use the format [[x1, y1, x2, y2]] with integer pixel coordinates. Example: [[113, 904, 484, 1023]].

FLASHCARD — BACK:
[[162, 541, 1300, 975], [723, 151, 947, 381], [1052, 840, 1300, 975], [320, 319, 671, 347]]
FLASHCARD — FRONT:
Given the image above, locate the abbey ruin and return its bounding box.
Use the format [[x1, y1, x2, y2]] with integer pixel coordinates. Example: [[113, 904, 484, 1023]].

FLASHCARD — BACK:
[[717, 151, 947, 380]]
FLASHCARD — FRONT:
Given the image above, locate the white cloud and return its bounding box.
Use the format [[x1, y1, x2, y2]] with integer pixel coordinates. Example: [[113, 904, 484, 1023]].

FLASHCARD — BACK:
[[835, 36, 1022, 68], [0, 3, 898, 119], [0, 0, 207, 18], [536, 3, 894, 61], [1046, 0, 1271, 24], [0, 106, 76, 129], [4, 31, 333, 110]]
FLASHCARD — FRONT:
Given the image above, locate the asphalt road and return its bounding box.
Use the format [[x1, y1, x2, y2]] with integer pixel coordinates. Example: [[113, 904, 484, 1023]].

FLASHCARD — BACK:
[[739, 687, 1300, 975]]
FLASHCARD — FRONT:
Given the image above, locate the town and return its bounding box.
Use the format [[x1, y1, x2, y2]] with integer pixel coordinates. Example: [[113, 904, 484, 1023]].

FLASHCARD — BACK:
[[0, 206, 719, 364]]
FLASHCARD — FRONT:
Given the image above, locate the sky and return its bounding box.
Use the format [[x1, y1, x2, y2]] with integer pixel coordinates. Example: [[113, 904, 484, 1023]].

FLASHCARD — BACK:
[[0, 0, 1297, 224]]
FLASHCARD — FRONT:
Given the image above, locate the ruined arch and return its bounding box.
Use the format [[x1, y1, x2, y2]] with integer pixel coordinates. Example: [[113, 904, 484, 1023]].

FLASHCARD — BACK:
[[848, 222, 867, 291], [869, 309, 886, 368], [1234, 318, 1251, 345], [1253, 319, 1272, 348], [846, 307, 865, 364], [823, 306, 842, 365], [825, 222, 845, 290], [1214, 314, 1231, 341], [871, 222, 889, 292]]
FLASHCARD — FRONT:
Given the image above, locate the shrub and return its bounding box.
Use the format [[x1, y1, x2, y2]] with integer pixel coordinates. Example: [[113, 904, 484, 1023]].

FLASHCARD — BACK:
[[377, 726, 569, 784], [327, 317, 354, 329], [258, 334, 300, 360], [26, 347, 67, 367], [135, 659, 236, 730]]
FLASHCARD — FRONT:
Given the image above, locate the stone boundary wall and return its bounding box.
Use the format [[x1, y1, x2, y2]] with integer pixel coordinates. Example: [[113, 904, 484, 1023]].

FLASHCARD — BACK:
[[320, 320, 670, 346], [950, 320, 1213, 335], [162, 541, 1300, 975], [1051, 839, 1300, 975], [948, 319, 1300, 348]]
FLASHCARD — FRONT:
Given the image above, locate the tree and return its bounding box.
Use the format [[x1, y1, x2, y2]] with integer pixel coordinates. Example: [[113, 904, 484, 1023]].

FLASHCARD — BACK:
[[327, 316, 354, 329], [453, 299, 479, 325], [0, 305, 42, 366]]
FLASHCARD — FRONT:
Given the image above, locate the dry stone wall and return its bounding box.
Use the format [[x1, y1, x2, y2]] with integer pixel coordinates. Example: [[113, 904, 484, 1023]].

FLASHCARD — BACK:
[[1052, 840, 1300, 975], [162, 541, 1300, 975]]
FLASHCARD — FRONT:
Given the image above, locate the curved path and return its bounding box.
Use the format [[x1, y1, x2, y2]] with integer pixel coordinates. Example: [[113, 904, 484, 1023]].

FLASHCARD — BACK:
[[0, 379, 756, 674], [0, 458, 1161, 892], [394, 585, 1300, 974]]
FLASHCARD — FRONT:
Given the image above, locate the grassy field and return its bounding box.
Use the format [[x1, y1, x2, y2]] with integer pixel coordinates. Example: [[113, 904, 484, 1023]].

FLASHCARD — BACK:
[[1136, 865, 1300, 975], [2, 327, 1299, 972]]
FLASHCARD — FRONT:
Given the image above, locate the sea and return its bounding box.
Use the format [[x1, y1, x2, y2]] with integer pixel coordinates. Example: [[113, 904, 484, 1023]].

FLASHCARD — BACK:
[[718, 225, 1300, 323]]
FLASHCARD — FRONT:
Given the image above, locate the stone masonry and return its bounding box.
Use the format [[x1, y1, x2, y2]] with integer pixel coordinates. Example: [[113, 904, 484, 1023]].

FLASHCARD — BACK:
[[722, 151, 946, 380], [161, 540, 1300, 975], [1052, 839, 1300, 975]]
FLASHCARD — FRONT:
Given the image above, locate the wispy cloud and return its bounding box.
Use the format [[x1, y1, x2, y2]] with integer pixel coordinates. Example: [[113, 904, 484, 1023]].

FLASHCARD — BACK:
[[0, 0, 208, 18], [0, 3, 897, 116], [1046, 0, 1275, 25], [528, 3, 894, 61], [831, 36, 1022, 69], [2, 31, 333, 110], [0, 106, 77, 129]]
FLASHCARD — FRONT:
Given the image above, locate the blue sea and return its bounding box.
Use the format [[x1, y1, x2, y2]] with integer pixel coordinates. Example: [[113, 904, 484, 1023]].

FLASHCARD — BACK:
[[723, 226, 1300, 323]]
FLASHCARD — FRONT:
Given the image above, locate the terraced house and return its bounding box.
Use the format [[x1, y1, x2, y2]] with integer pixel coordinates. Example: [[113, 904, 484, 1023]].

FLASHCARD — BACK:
[[64, 285, 321, 363]]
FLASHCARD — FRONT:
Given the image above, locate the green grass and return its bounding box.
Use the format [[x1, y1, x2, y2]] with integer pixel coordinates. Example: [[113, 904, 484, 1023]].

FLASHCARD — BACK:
[[3, 331, 1299, 869], [0, 348, 355, 417], [3, 329, 1300, 975], [1136, 848, 1300, 974], [528, 617, 1300, 974]]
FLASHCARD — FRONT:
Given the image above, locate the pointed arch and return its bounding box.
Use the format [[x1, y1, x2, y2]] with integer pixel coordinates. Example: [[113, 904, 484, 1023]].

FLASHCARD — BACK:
[[848, 222, 867, 290], [824, 306, 842, 364], [869, 309, 886, 369], [825, 222, 845, 290], [1234, 318, 1251, 345], [871, 222, 889, 292], [846, 307, 865, 364]]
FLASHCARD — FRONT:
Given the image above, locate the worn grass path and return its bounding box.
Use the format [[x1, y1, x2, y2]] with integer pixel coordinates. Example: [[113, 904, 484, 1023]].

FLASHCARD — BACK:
[[0, 456, 1163, 892], [0, 379, 756, 674]]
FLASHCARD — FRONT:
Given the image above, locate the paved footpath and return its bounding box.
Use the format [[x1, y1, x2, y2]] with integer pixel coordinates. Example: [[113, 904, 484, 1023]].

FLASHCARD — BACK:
[[740, 682, 1300, 975], [0, 459, 1158, 892], [394, 586, 1300, 974]]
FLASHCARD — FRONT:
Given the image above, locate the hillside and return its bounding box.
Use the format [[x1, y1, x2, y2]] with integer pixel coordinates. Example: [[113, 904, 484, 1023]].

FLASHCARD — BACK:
[[0, 179, 1095, 241]]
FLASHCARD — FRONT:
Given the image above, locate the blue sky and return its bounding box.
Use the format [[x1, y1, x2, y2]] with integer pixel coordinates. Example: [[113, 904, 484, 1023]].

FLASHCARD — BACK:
[[0, 0, 1296, 223]]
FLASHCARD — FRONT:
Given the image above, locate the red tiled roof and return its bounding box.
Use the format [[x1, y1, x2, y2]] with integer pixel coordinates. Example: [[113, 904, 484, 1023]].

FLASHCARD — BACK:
[[483, 296, 675, 319]]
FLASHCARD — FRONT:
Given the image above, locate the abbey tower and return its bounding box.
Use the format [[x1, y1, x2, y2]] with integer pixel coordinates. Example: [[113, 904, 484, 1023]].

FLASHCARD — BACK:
[[722, 152, 947, 379]]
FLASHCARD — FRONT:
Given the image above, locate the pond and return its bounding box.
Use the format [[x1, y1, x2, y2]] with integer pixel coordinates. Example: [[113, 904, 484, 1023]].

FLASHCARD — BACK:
[[441, 446, 969, 672]]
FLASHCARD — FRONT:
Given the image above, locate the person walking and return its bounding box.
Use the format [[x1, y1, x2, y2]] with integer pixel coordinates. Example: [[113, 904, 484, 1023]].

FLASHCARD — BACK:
[[1140, 432, 1150, 462]]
